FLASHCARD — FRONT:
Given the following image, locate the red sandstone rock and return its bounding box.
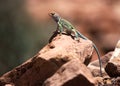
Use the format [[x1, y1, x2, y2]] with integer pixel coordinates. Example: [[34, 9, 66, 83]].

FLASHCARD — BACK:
[[43, 59, 97, 86], [0, 34, 94, 86]]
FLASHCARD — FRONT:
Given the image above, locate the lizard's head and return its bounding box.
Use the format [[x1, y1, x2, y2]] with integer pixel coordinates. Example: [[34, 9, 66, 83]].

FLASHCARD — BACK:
[[49, 12, 60, 22]]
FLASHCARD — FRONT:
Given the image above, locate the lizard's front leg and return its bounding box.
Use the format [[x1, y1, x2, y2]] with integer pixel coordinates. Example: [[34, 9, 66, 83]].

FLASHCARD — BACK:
[[58, 23, 63, 35]]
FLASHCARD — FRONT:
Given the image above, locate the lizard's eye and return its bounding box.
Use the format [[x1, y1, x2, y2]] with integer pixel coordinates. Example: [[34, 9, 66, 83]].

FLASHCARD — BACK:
[[50, 13, 55, 15], [49, 13, 54, 16]]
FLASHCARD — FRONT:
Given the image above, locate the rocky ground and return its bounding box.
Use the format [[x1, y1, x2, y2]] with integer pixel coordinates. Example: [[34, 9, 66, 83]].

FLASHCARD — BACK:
[[0, 33, 120, 86]]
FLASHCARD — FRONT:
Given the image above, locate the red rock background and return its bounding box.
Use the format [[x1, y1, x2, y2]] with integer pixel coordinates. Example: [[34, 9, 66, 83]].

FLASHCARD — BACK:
[[24, 0, 120, 58], [0, 0, 120, 75], [0, 1, 120, 85]]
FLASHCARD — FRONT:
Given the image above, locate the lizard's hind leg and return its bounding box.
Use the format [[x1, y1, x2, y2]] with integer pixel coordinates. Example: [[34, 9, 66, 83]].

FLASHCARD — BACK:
[[72, 29, 79, 41]]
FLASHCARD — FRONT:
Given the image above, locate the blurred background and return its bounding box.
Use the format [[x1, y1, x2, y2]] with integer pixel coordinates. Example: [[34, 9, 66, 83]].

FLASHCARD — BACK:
[[0, 0, 120, 75]]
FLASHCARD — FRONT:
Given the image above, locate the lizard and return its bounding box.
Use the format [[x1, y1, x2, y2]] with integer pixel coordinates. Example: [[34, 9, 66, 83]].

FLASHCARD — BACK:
[[49, 12, 102, 76]]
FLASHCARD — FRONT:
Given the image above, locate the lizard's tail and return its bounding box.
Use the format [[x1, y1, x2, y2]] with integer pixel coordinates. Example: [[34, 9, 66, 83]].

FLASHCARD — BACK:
[[93, 44, 103, 77], [76, 31, 88, 40], [76, 30, 103, 76]]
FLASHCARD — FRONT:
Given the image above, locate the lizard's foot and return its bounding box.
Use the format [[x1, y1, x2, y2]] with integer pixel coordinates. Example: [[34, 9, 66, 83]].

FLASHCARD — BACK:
[[59, 33, 62, 36], [74, 37, 80, 42], [59, 32, 62, 36]]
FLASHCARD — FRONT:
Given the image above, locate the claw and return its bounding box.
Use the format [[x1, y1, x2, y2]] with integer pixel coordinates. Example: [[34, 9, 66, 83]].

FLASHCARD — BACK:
[[74, 37, 80, 42]]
